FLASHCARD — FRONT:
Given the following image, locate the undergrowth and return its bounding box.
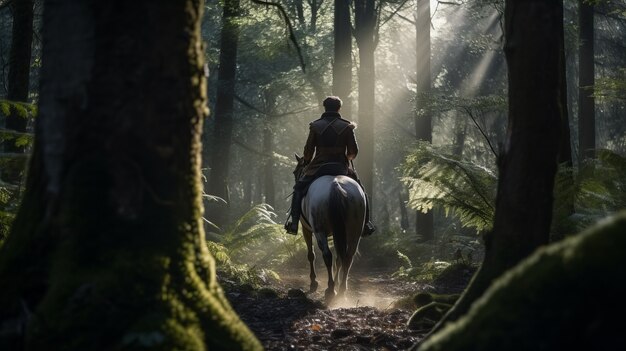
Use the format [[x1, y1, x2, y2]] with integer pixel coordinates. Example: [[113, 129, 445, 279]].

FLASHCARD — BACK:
[[204, 203, 305, 287]]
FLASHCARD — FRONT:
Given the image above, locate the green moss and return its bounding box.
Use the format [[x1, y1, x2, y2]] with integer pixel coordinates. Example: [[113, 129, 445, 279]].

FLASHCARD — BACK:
[[419, 212, 626, 351]]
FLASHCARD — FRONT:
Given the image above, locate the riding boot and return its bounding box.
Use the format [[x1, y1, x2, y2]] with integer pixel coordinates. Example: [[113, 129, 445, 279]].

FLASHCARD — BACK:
[[349, 174, 376, 237], [284, 189, 303, 235], [362, 193, 376, 237]]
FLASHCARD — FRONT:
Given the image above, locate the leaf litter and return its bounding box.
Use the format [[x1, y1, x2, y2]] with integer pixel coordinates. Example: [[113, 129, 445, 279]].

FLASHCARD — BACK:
[[222, 269, 431, 350]]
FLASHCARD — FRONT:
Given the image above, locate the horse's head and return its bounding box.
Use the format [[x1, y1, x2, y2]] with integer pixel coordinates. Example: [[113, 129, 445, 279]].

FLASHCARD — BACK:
[[293, 154, 306, 181]]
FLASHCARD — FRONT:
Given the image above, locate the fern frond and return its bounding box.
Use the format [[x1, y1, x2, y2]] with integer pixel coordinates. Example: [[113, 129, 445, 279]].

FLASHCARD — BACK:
[[0, 99, 37, 118], [400, 142, 497, 232]]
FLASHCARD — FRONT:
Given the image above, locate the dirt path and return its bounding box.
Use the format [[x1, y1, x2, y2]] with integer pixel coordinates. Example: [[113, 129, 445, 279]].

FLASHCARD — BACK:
[[225, 269, 432, 350]]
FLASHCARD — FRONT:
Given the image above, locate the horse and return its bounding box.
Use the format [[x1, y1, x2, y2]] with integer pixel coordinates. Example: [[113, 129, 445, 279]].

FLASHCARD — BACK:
[[292, 154, 366, 303]]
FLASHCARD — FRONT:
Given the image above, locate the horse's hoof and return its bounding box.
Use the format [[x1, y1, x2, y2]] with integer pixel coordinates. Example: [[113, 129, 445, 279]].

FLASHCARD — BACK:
[[309, 281, 319, 293], [324, 289, 336, 303]]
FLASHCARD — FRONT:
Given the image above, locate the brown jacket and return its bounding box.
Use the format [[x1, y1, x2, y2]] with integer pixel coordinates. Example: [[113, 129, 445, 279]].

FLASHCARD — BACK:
[[302, 112, 358, 177]]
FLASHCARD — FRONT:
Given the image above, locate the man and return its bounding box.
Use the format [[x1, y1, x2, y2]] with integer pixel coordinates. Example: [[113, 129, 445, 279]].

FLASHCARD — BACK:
[[284, 96, 376, 236]]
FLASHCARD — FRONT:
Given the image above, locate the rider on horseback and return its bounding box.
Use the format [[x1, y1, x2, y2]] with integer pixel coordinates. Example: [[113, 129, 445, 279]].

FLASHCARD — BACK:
[[284, 96, 376, 237]]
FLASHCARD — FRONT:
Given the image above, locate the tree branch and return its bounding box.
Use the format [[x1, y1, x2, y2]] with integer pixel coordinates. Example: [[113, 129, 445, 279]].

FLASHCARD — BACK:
[[463, 106, 498, 158], [379, 0, 411, 28], [250, 0, 306, 73]]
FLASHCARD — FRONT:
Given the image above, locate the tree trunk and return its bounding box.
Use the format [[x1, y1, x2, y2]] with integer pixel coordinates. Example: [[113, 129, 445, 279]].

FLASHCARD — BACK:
[[262, 123, 275, 207], [333, 0, 352, 118], [3, 0, 34, 183], [414, 0, 434, 242], [208, 0, 241, 228], [552, 5, 575, 241], [578, 0, 595, 162], [354, 0, 376, 198], [295, 0, 305, 28], [0, 1, 260, 350], [309, 0, 319, 33], [399, 190, 409, 231], [452, 115, 467, 158], [418, 0, 564, 344]]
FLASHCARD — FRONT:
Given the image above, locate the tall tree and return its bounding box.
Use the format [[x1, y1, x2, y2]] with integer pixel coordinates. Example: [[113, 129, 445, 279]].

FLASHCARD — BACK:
[[208, 0, 241, 228], [552, 0, 575, 241], [414, 0, 434, 241], [262, 89, 278, 208], [419, 0, 565, 343], [333, 0, 352, 117], [578, 0, 595, 162], [353, 0, 377, 197], [0, 1, 260, 350], [3, 0, 34, 183]]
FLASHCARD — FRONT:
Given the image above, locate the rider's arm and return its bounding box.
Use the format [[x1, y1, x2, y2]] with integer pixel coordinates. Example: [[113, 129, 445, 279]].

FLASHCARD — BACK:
[[303, 125, 316, 163], [346, 124, 358, 160]]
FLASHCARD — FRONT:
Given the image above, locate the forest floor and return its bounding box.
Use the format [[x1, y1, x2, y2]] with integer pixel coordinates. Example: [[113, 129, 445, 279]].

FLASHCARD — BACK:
[[224, 269, 437, 351]]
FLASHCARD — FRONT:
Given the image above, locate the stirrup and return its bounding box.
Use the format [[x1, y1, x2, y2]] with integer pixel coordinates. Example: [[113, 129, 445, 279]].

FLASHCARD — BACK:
[[362, 222, 376, 237], [284, 217, 299, 235]]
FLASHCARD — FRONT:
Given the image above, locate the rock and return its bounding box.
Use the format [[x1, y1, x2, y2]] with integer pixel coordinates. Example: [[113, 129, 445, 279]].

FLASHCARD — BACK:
[[355, 335, 372, 344], [432, 263, 477, 293], [330, 328, 353, 339], [414, 292, 433, 307], [257, 287, 279, 298], [287, 288, 307, 298]]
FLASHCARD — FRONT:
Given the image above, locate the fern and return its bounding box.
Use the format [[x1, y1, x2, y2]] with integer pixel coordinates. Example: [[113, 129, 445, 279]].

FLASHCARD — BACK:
[[206, 202, 305, 275], [396, 250, 413, 269], [593, 67, 626, 102], [569, 150, 626, 230], [0, 185, 21, 246], [0, 99, 37, 118], [400, 141, 497, 232]]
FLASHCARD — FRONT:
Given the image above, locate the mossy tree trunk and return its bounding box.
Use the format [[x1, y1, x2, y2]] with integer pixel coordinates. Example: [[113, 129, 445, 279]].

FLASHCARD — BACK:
[[419, 0, 564, 343], [3, 0, 34, 183], [0, 1, 261, 350], [419, 213, 626, 351], [208, 0, 241, 228]]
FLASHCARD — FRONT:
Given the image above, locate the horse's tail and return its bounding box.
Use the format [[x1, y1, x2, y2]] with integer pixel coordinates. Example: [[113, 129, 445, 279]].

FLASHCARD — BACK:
[[329, 179, 348, 260]]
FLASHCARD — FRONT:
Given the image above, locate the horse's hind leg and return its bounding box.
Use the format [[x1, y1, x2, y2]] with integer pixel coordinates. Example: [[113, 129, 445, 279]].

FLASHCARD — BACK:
[[337, 218, 363, 296], [316, 234, 335, 303], [337, 252, 354, 296], [333, 254, 341, 282], [302, 227, 318, 293]]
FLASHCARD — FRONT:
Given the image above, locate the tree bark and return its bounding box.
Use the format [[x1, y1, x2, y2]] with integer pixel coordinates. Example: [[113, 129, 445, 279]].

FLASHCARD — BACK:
[[333, 0, 352, 118], [552, 3, 575, 241], [417, 0, 564, 344], [208, 0, 241, 228], [578, 0, 595, 162], [0, 1, 260, 350], [354, 0, 376, 198], [414, 0, 434, 242], [3, 0, 34, 183]]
